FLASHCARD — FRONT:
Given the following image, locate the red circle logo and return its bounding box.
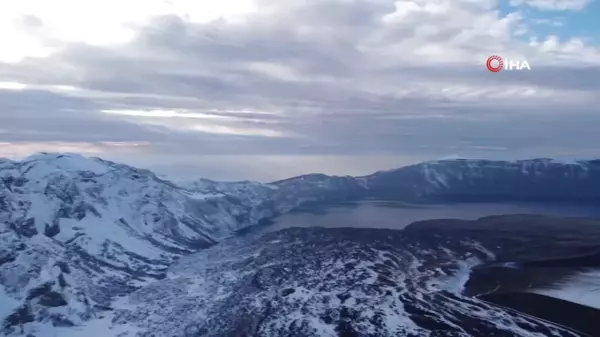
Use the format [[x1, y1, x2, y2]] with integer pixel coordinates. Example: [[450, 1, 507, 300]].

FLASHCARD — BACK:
[[486, 55, 503, 72]]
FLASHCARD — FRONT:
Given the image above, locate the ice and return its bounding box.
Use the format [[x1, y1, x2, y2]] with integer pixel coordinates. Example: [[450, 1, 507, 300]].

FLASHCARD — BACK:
[[530, 269, 600, 309]]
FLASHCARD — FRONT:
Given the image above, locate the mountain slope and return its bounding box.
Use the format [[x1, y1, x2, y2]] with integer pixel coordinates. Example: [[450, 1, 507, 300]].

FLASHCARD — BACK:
[[0, 153, 358, 336], [2, 154, 600, 336], [66, 217, 600, 337], [361, 158, 600, 202]]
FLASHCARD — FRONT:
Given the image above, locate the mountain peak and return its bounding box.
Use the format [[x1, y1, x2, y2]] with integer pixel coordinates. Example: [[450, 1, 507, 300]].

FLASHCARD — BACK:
[[24, 152, 108, 173]]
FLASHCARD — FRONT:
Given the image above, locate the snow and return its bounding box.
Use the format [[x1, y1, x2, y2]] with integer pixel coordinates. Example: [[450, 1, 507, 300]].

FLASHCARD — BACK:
[[530, 269, 600, 309], [305, 316, 337, 337], [0, 287, 19, 321], [22, 153, 110, 177], [182, 190, 216, 200], [422, 162, 450, 188], [436, 155, 473, 160], [446, 257, 481, 293], [548, 158, 584, 165], [58, 215, 164, 260], [38, 316, 142, 337]]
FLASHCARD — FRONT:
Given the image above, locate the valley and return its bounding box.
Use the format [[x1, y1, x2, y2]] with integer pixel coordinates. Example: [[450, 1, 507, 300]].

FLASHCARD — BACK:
[[1, 154, 600, 336]]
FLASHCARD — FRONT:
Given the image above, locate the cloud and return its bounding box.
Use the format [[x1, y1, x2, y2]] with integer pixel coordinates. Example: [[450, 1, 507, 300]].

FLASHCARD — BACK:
[[0, 0, 599, 180], [509, 0, 591, 11]]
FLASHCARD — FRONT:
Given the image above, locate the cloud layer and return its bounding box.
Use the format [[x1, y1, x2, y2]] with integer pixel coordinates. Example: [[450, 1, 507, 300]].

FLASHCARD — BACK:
[[0, 0, 598, 180]]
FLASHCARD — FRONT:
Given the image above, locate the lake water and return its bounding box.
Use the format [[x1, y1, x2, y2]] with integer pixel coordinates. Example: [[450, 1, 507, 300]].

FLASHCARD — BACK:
[[256, 201, 600, 233]]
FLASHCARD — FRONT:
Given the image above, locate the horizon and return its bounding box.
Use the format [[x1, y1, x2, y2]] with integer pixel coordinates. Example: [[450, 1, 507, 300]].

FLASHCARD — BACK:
[[3, 151, 597, 182]]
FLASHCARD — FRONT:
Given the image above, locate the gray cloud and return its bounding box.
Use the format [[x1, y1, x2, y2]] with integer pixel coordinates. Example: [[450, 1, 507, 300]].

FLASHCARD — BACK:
[[0, 0, 599, 180]]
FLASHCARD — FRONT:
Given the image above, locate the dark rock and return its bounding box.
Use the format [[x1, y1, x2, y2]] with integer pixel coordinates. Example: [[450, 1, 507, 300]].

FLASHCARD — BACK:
[[44, 222, 60, 238], [50, 315, 75, 327], [86, 203, 102, 217], [72, 203, 87, 220], [281, 288, 295, 296], [13, 177, 28, 187], [39, 291, 68, 307], [336, 320, 359, 337], [56, 206, 70, 219], [3, 305, 34, 329], [0, 250, 17, 266], [26, 282, 54, 300], [58, 273, 68, 288], [54, 261, 71, 274], [13, 218, 38, 238]]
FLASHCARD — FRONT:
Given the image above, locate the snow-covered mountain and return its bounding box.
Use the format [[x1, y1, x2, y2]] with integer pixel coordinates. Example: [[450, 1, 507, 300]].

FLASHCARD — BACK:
[[48, 216, 600, 337], [0, 153, 361, 336], [361, 158, 600, 202], [2, 153, 600, 336]]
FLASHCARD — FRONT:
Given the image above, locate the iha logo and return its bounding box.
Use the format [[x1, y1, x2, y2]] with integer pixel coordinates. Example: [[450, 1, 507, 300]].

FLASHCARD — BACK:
[[486, 55, 531, 72]]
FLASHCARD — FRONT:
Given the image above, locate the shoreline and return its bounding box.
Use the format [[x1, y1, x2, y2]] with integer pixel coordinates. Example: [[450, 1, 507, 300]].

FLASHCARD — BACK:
[[478, 292, 599, 336]]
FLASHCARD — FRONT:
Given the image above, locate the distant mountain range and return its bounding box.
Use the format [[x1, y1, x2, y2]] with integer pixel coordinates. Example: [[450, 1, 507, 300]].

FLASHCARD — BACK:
[[1, 153, 599, 336], [360, 158, 600, 202]]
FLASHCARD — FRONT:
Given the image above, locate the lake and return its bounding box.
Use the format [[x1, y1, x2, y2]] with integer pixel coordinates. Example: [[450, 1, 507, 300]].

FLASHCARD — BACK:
[[256, 201, 600, 233]]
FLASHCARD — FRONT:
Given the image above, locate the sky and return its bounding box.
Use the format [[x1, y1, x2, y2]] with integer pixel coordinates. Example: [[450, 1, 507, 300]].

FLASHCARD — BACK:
[[0, 0, 599, 181]]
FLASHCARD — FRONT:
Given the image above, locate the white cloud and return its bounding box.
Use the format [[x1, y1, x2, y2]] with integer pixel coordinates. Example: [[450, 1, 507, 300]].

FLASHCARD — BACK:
[[509, 0, 591, 10], [102, 109, 234, 120], [0, 0, 258, 62], [0, 82, 28, 90]]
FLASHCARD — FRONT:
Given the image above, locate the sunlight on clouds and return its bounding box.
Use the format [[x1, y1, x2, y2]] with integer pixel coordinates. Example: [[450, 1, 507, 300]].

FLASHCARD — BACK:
[[0, 82, 28, 90], [0, 28, 51, 63], [142, 119, 286, 137], [188, 124, 285, 137], [0, 0, 258, 62], [0, 82, 84, 92], [102, 109, 286, 137], [100, 141, 150, 147], [0, 141, 149, 159], [102, 109, 281, 124], [102, 109, 232, 120]]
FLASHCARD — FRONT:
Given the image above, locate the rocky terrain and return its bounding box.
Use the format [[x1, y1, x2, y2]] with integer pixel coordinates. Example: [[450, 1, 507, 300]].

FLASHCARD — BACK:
[[59, 216, 600, 337], [1, 153, 600, 336], [0, 153, 359, 336]]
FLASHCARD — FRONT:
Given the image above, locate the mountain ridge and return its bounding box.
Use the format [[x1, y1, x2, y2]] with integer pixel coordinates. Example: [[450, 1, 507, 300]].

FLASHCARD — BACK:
[[0, 153, 369, 335], [2, 152, 600, 336]]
